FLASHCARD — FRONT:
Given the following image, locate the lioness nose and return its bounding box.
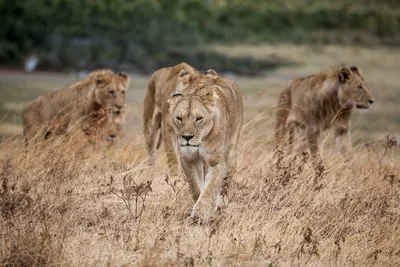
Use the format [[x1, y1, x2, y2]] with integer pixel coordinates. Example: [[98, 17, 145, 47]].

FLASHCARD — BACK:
[[182, 135, 194, 141], [368, 99, 374, 105], [116, 104, 123, 109]]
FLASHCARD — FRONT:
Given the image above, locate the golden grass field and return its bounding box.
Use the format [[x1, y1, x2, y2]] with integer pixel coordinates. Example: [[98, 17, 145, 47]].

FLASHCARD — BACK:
[[0, 44, 399, 266]]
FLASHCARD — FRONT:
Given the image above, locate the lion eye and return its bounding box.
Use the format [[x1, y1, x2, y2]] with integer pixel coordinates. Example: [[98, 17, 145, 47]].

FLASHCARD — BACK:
[[109, 90, 115, 95], [176, 116, 182, 122], [121, 90, 125, 95], [196, 116, 203, 122], [358, 86, 364, 91]]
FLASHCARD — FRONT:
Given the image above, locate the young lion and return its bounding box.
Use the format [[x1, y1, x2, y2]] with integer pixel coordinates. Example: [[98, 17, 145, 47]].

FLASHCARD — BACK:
[[22, 70, 129, 146], [275, 65, 375, 159], [168, 72, 243, 224], [143, 62, 217, 179]]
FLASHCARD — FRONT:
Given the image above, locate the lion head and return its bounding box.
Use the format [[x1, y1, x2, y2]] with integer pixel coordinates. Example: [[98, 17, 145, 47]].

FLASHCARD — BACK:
[[338, 65, 375, 109], [167, 73, 219, 154], [84, 107, 126, 145], [89, 70, 129, 111]]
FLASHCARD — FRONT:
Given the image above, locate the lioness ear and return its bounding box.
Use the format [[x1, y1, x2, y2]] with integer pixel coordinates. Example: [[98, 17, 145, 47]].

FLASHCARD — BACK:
[[179, 69, 190, 81], [96, 78, 107, 87], [205, 69, 218, 77], [118, 72, 130, 87], [176, 69, 192, 91], [167, 91, 184, 106], [202, 91, 219, 106], [339, 66, 352, 83], [349, 65, 362, 75]]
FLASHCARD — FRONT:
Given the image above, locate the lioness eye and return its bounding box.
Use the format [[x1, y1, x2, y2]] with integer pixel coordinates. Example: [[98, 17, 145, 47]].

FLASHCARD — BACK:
[[121, 90, 125, 95], [109, 90, 115, 95], [196, 116, 203, 122], [358, 86, 364, 91], [176, 116, 182, 122]]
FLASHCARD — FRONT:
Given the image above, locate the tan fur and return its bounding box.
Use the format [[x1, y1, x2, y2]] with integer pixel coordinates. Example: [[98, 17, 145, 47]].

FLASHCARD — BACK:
[[82, 107, 126, 147], [168, 74, 243, 224], [22, 70, 129, 146], [143, 63, 217, 179], [276, 65, 375, 159]]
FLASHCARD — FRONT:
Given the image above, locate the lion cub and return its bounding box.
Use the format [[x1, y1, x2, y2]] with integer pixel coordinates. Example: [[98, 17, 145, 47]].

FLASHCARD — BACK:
[[168, 71, 243, 224], [276, 65, 375, 159]]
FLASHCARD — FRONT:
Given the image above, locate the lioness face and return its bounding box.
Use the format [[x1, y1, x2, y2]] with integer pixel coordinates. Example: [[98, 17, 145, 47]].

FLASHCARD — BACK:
[[94, 72, 129, 111], [168, 93, 215, 154], [104, 108, 126, 143], [338, 66, 375, 109]]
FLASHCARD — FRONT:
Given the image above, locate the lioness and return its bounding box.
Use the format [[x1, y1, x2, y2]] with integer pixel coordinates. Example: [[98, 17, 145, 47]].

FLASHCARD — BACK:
[[143, 62, 217, 179], [168, 72, 243, 223], [275, 65, 375, 159], [22, 70, 129, 146], [82, 107, 126, 146]]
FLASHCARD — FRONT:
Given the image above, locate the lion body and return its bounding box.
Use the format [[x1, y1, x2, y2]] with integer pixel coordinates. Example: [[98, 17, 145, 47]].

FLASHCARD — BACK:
[[168, 74, 243, 223], [143, 63, 206, 178], [276, 66, 375, 158], [22, 70, 128, 145]]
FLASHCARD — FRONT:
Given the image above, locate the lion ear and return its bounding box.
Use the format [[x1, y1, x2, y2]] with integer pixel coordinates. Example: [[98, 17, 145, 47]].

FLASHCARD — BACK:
[[202, 90, 219, 107], [167, 91, 184, 106], [205, 69, 218, 77], [349, 65, 361, 76], [118, 72, 130, 87], [339, 66, 352, 83], [96, 78, 106, 87]]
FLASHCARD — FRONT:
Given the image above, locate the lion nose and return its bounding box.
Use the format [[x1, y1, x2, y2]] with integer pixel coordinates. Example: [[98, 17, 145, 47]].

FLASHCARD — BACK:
[[116, 104, 123, 109], [368, 99, 374, 105], [182, 135, 194, 141]]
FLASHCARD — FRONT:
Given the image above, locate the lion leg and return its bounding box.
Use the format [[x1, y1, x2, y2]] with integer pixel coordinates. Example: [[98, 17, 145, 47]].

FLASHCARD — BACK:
[[162, 120, 180, 180], [307, 127, 321, 160], [287, 120, 295, 152], [222, 141, 240, 208], [191, 163, 226, 224], [180, 155, 203, 202], [335, 124, 351, 161], [145, 111, 162, 166]]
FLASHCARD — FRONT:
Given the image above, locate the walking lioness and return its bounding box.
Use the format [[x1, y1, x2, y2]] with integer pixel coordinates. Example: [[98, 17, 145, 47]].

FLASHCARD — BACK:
[[143, 62, 217, 179], [168, 72, 243, 224], [276, 65, 375, 159]]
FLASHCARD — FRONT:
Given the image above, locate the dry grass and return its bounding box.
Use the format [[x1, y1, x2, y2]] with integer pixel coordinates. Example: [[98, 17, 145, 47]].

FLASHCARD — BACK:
[[1, 110, 400, 266], [1, 44, 400, 266]]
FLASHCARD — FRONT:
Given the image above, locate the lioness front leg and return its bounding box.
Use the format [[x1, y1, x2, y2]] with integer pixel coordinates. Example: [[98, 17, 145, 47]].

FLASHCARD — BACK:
[[307, 127, 321, 161], [180, 155, 203, 202], [334, 124, 351, 161], [162, 120, 180, 180], [191, 163, 226, 224]]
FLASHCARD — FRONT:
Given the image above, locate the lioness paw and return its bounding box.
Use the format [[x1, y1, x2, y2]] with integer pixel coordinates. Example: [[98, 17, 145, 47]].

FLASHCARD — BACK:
[[191, 200, 214, 225]]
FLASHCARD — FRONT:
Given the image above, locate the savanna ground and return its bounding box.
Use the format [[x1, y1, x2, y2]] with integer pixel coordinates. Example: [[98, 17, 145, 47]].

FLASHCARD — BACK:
[[0, 44, 399, 266]]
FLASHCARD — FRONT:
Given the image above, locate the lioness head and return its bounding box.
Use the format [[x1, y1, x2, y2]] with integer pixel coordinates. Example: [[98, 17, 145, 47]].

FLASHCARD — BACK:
[[89, 70, 129, 111], [168, 74, 219, 154], [85, 107, 126, 144], [338, 65, 375, 109]]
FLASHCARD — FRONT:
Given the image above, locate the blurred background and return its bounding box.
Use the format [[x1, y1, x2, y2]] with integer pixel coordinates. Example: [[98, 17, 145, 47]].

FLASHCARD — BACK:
[[1, 0, 400, 142]]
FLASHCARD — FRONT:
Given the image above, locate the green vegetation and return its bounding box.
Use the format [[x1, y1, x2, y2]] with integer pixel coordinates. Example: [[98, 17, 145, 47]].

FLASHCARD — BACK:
[[0, 0, 399, 73]]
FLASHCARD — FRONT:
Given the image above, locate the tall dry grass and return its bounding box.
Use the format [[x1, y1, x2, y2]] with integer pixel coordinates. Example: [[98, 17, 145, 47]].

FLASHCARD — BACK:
[[0, 111, 399, 266]]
